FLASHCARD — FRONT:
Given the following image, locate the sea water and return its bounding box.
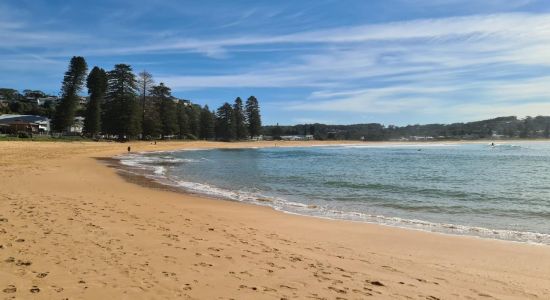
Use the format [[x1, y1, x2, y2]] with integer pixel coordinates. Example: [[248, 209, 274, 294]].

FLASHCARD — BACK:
[[119, 142, 550, 244]]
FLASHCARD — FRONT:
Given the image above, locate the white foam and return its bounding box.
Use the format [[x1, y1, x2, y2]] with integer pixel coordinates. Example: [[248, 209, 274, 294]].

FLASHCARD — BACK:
[[162, 177, 550, 245], [115, 151, 550, 246]]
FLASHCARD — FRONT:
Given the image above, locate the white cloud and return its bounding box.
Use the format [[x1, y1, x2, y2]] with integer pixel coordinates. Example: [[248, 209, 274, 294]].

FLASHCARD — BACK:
[[4, 5, 550, 123], [75, 12, 550, 59]]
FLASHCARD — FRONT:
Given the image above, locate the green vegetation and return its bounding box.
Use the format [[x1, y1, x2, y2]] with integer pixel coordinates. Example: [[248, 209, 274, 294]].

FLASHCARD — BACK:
[[233, 97, 248, 140], [53, 56, 88, 132], [215, 102, 237, 141], [83, 67, 108, 137], [264, 116, 550, 141], [199, 105, 215, 140], [0, 56, 262, 142], [245, 96, 262, 138]]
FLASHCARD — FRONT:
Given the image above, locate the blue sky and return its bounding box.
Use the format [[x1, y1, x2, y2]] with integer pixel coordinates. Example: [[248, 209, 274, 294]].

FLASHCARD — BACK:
[[2, 0, 550, 125]]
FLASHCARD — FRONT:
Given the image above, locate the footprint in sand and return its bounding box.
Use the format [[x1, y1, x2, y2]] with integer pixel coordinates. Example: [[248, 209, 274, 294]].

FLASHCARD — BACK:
[[3, 285, 16, 293], [30, 286, 40, 293], [16, 260, 32, 266], [367, 280, 385, 287]]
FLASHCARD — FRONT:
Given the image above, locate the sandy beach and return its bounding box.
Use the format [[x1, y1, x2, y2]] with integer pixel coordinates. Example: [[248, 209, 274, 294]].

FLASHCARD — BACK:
[[1, 140, 549, 299]]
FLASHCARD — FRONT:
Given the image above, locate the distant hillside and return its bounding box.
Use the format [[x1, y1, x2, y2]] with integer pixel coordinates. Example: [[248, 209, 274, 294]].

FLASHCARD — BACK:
[[263, 116, 550, 140]]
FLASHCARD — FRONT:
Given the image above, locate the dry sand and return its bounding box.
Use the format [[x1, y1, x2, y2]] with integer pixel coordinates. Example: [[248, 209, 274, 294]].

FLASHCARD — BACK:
[[0, 140, 549, 299]]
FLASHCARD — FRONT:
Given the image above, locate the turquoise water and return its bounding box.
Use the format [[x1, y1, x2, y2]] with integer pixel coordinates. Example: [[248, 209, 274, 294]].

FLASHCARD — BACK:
[[120, 142, 550, 244]]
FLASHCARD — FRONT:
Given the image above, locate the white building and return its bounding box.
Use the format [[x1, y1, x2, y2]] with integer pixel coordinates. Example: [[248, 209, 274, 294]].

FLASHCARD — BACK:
[[69, 116, 85, 133], [280, 135, 314, 141], [0, 114, 50, 133], [36, 96, 59, 106]]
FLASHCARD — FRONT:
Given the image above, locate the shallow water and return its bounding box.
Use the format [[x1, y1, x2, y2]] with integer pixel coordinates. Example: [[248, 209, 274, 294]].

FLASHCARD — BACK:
[[119, 142, 550, 244]]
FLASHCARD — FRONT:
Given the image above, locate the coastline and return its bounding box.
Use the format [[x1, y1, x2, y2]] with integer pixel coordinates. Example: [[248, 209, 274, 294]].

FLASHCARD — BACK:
[[1, 140, 549, 299], [113, 147, 550, 246]]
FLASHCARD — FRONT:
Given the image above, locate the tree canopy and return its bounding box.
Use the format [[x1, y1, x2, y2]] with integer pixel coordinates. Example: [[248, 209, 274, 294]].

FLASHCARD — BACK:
[[246, 96, 262, 138], [52, 56, 88, 132], [83, 66, 107, 137]]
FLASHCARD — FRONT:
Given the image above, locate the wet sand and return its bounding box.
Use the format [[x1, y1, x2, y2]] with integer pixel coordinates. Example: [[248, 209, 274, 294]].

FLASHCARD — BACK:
[[0, 140, 549, 299]]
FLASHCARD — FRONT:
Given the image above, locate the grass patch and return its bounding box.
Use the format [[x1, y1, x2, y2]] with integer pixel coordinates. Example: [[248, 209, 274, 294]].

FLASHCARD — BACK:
[[0, 135, 91, 142]]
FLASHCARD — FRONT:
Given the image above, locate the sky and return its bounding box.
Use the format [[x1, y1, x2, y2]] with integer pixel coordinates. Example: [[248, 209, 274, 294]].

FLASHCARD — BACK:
[[2, 0, 550, 125]]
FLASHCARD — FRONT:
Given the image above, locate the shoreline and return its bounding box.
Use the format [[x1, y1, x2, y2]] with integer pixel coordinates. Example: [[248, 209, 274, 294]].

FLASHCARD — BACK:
[[113, 144, 550, 246], [1, 140, 550, 299]]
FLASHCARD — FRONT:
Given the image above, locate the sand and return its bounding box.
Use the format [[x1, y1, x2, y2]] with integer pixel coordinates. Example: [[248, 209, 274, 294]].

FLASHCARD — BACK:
[[0, 140, 549, 299]]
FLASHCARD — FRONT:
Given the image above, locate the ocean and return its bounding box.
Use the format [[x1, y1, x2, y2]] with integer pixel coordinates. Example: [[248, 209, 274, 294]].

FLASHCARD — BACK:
[[119, 142, 550, 245]]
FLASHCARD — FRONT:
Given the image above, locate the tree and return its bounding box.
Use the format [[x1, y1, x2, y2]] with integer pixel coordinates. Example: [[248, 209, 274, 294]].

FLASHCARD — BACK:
[[176, 102, 190, 138], [216, 102, 236, 141], [520, 117, 532, 138], [233, 97, 248, 140], [103, 64, 141, 139], [152, 83, 178, 138], [309, 124, 316, 136], [186, 104, 202, 139], [142, 97, 161, 138], [137, 70, 154, 135], [245, 96, 261, 138], [271, 123, 283, 139], [199, 105, 215, 140], [23, 90, 46, 100], [53, 56, 88, 132], [83, 67, 107, 137], [0, 88, 21, 101]]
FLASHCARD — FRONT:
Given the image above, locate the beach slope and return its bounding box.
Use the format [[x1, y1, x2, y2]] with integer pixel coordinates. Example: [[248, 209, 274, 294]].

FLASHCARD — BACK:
[[0, 141, 549, 299]]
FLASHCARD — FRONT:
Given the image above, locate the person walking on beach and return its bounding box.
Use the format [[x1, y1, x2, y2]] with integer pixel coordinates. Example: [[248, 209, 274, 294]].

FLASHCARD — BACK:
[[127, 146, 131, 153]]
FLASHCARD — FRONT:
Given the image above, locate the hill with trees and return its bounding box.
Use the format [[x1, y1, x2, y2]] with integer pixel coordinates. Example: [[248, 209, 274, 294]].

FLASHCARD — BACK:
[[264, 116, 550, 141]]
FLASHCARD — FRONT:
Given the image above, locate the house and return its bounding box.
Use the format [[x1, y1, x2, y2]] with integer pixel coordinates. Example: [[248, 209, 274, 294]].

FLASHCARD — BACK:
[[250, 135, 264, 141], [409, 136, 434, 141], [68, 116, 85, 133], [36, 96, 59, 106], [0, 114, 50, 134], [172, 98, 192, 106], [280, 135, 314, 141]]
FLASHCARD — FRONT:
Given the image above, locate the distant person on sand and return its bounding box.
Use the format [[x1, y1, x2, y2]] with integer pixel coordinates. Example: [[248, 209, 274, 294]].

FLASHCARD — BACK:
[[127, 146, 131, 153]]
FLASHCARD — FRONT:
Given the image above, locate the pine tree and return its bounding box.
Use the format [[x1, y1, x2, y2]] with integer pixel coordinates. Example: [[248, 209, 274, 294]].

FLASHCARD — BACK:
[[216, 102, 236, 141], [176, 102, 190, 138], [245, 96, 262, 138], [152, 83, 178, 139], [103, 64, 141, 140], [199, 105, 215, 140], [186, 104, 202, 139], [53, 56, 88, 132], [83, 66, 107, 137], [233, 97, 248, 140], [137, 70, 154, 136], [141, 96, 161, 138]]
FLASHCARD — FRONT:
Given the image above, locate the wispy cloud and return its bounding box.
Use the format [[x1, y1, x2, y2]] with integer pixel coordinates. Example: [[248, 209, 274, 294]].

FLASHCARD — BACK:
[[67, 13, 550, 58], [2, 0, 550, 124]]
